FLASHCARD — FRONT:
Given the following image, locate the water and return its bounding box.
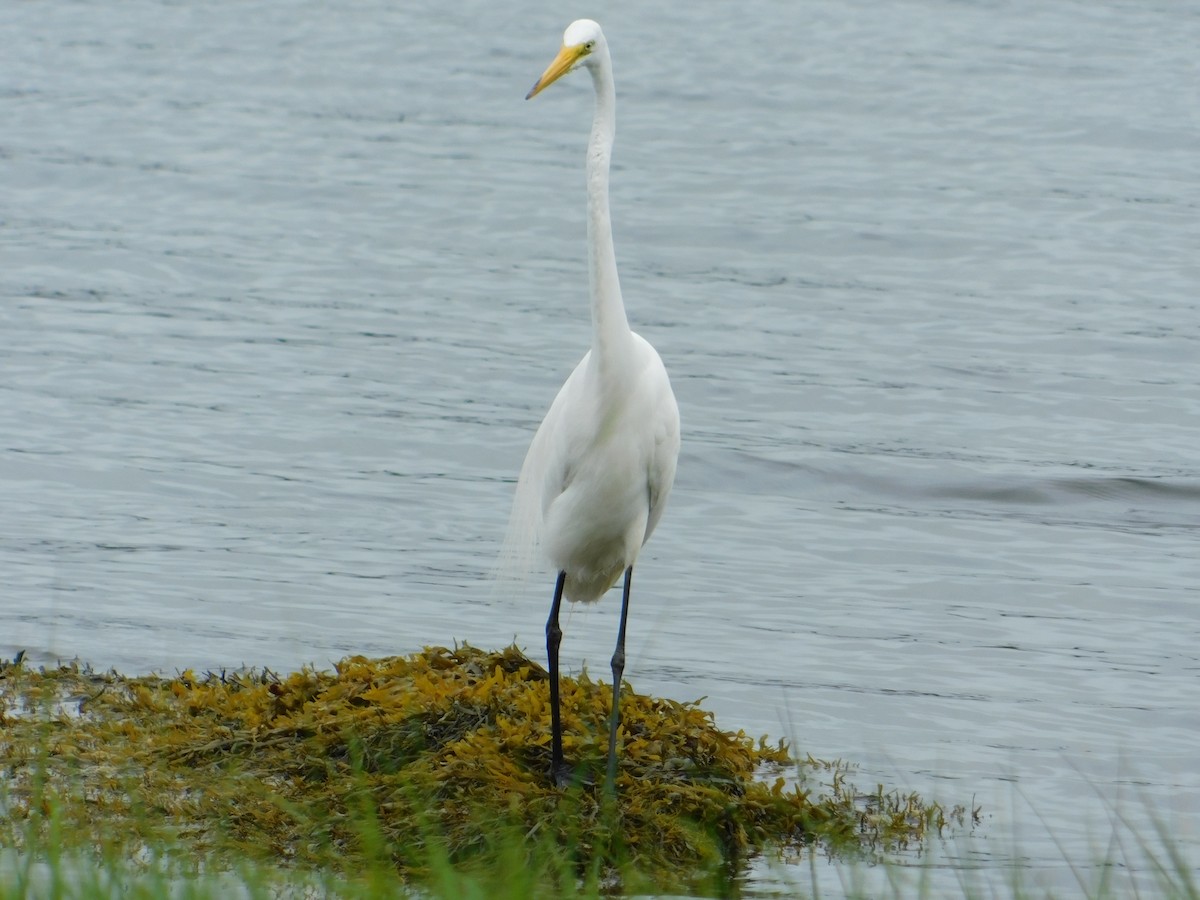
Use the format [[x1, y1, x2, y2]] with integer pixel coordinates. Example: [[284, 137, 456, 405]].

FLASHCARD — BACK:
[[2, 0, 1198, 894]]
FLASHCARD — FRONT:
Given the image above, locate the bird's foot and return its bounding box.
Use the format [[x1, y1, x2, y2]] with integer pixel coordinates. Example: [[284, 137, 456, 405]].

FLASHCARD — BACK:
[[550, 759, 594, 789]]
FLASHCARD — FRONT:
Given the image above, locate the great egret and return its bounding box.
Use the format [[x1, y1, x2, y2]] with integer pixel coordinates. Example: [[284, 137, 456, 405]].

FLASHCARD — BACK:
[[510, 19, 680, 792]]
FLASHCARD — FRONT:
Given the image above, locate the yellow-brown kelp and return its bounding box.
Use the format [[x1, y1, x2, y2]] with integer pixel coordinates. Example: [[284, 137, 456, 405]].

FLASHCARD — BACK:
[[0, 646, 966, 892]]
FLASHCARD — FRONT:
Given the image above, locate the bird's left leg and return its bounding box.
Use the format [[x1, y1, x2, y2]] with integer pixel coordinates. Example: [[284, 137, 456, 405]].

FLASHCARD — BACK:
[[605, 566, 633, 794], [546, 571, 571, 786]]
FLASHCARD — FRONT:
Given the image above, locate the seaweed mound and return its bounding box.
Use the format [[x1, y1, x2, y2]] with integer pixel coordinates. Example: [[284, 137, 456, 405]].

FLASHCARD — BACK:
[[1, 645, 960, 891]]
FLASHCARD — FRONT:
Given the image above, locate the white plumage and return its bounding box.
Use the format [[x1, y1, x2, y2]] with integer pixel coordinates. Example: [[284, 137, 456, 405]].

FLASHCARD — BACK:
[[517, 329, 678, 603]]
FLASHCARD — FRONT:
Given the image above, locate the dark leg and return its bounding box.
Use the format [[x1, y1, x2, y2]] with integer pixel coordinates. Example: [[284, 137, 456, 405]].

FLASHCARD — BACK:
[[605, 566, 633, 794], [546, 571, 569, 786]]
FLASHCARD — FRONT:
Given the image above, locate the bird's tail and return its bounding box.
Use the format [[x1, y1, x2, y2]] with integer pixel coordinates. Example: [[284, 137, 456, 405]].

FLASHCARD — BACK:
[[488, 469, 542, 600]]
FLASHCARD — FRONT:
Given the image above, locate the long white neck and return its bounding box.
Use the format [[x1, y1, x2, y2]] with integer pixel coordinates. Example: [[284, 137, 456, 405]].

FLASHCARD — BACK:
[[585, 48, 632, 363]]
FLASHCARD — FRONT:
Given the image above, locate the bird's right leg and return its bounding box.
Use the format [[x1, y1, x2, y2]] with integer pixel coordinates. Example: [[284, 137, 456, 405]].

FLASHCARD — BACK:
[[546, 570, 570, 786], [604, 566, 633, 795]]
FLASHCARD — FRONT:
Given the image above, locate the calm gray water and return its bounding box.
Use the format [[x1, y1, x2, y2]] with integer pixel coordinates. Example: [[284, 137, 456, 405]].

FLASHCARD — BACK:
[[3, 0, 1198, 895]]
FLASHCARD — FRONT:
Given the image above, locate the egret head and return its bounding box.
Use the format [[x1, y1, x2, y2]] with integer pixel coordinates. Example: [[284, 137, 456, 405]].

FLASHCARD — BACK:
[[525, 19, 606, 100]]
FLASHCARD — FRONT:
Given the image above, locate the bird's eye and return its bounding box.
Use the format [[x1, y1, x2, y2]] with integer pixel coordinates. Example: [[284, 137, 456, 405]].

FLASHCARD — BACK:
[[585, 41, 594, 51]]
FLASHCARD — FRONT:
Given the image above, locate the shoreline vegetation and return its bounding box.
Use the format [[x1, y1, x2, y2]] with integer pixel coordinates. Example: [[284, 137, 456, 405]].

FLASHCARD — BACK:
[[1, 644, 967, 896]]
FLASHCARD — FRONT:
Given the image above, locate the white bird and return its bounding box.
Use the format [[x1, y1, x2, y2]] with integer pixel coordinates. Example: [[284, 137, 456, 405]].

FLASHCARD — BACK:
[[508, 19, 680, 791]]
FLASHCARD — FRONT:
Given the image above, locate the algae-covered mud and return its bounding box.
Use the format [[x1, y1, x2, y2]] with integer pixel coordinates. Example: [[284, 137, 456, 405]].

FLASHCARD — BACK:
[[0, 646, 970, 892]]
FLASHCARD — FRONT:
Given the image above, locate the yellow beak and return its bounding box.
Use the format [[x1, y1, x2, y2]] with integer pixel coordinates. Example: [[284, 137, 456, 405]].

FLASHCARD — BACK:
[[526, 44, 588, 100]]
